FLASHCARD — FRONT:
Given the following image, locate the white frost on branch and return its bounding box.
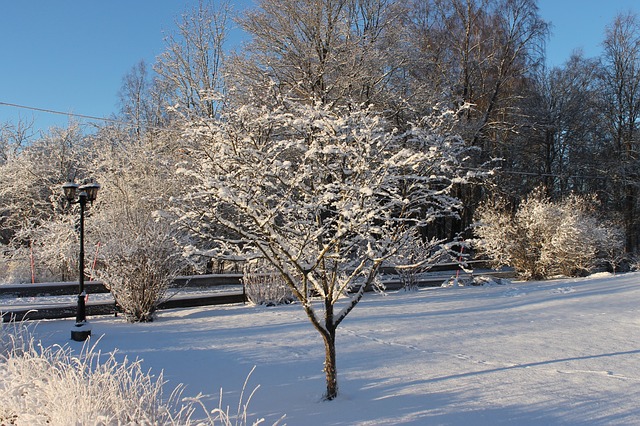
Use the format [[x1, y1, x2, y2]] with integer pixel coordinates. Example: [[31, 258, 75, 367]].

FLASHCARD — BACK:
[[174, 96, 484, 399]]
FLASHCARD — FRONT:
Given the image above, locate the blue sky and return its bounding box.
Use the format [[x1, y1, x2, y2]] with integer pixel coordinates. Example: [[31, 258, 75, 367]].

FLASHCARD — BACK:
[[1, 0, 639, 136]]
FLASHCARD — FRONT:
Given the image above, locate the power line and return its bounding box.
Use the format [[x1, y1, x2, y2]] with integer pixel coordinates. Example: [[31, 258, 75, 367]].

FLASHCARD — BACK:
[[0, 100, 182, 134], [491, 168, 611, 182], [0, 101, 123, 125]]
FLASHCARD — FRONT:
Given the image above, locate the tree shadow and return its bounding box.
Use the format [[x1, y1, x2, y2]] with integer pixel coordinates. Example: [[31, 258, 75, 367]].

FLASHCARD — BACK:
[[425, 349, 640, 383]]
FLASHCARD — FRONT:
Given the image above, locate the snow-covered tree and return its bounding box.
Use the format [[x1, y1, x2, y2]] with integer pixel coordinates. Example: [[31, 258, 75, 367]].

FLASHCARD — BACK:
[[177, 96, 479, 399], [0, 124, 88, 243], [0, 123, 95, 282]]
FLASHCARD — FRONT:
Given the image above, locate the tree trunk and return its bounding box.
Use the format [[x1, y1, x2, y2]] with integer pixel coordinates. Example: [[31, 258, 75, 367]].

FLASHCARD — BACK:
[[322, 327, 338, 400], [624, 183, 637, 252]]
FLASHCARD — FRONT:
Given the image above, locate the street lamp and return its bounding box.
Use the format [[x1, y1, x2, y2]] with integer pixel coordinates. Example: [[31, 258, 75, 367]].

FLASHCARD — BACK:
[[63, 181, 100, 341]]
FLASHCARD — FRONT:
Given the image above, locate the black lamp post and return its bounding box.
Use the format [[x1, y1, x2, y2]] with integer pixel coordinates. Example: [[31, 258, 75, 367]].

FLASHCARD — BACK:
[[63, 181, 100, 341]]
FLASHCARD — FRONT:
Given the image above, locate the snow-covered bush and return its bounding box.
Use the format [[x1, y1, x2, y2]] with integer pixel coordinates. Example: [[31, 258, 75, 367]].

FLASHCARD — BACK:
[[0, 336, 189, 424], [1, 215, 78, 284], [91, 212, 184, 322], [0, 249, 33, 284], [389, 235, 456, 290], [5, 217, 80, 283], [441, 275, 511, 287], [0, 324, 276, 426], [243, 258, 294, 306], [474, 191, 625, 279], [88, 133, 195, 322]]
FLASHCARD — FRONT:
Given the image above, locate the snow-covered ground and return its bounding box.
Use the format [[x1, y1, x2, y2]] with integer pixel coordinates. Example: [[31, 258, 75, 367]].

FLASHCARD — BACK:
[[28, 272, 640, 425]]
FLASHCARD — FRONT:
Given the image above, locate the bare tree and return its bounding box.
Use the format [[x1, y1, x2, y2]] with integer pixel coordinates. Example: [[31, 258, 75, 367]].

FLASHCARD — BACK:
[[232, 0, 396, 108], [118, 60, 163, 137], [0, 118, 35, 165], [154, 0, 230, 119], [512, 53, 604, 199], [600, 12, 640, 251]]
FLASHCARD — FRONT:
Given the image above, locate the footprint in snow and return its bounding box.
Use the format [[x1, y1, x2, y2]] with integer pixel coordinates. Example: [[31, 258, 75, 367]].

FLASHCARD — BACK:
[[551, 287, 575, 294]]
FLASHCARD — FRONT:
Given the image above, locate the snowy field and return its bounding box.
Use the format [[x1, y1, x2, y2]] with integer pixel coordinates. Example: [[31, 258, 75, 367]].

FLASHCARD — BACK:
[[29, 273, 640, 425]]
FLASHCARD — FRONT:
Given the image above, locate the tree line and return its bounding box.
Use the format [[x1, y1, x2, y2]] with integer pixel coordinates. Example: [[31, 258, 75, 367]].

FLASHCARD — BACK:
[[5, 0, 637, 248]]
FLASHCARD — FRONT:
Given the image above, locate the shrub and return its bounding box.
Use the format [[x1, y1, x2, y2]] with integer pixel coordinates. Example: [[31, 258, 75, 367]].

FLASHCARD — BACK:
[[0, 322, 279, 426], [0, 249, 34, 284], [92, 214, 185, 323], [474, 190, 625, 280], [389, 235, 457, 290], [243, 258, 294, 306], [0, 332, 191, 424]]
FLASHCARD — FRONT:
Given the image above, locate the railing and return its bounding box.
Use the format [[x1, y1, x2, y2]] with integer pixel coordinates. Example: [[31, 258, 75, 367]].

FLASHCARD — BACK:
[[0, 274, 245, 322], [0, 263, 514, 322]]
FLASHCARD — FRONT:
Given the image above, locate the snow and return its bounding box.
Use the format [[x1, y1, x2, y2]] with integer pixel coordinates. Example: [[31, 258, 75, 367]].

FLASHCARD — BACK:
[[25, 272, 640, 425]]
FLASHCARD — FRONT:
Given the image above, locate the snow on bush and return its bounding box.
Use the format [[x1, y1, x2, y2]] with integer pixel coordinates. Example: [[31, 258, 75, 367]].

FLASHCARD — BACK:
[[0, 249, 34, 285], [86, 127, 204, 322], [5, 218, 80, 284], [0, 322, 277, 426], [25, 218, 80, 282], [474, 190, 625, 280], [441, 275, 511, 287], [389, 234, 458, 290], [0, 334, 189, 424], [91, 214, 184, 322]]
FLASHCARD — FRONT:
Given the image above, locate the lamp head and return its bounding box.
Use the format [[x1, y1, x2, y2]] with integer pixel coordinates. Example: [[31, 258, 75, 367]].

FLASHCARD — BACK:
[[79, 182, 101, 202], [62, 182, 80, 201]]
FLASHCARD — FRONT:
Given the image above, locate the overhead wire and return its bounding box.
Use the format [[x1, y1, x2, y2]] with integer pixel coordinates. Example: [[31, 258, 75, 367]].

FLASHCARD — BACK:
[[1, 101, 125, 125], [0, 100, 183, 134]]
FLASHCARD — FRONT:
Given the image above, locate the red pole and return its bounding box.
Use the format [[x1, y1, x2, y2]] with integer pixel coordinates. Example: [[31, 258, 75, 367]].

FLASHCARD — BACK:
[[90, 241, 101, 281], [455, 243, 465, 280]]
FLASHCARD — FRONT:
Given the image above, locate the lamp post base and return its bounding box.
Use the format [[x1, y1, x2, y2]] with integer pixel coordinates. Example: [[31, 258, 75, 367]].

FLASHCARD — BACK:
[[71, 322, 92, 341]]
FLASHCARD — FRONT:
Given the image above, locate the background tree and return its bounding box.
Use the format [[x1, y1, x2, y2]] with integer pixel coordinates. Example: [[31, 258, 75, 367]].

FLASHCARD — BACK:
[[382, 0, 548, 234], [117, 60, 174, 138], [524, 54, 603, 197], [0, 119, 35, 248], [231, 0, 397, 108], [0, 118, 34, 166], [599, 12, 640, 251], [154, 0, 230, 120], [0, 123, 94, 282]]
